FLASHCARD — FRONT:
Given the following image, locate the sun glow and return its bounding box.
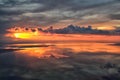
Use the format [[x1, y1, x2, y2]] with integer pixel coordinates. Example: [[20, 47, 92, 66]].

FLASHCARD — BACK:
[[6, 27, 41, 39], [5, 27, 120, 43], [14, 32, 33, 39]]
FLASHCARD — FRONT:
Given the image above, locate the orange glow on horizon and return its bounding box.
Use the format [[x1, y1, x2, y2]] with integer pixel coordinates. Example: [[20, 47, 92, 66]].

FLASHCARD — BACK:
[[6, 27, 42, 39], [5, 27, 120, 43], [96, 26, 115, 30]]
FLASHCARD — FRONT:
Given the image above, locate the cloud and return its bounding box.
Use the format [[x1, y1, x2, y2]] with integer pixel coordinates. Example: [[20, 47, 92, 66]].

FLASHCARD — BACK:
[[109, 14, 120, 20], [0, 0, 120, 33], [1, 3, 43, 12]]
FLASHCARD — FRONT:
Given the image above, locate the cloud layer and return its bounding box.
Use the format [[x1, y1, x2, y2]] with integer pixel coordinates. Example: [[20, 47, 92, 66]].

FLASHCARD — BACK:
[[0, 0, 120, 33]]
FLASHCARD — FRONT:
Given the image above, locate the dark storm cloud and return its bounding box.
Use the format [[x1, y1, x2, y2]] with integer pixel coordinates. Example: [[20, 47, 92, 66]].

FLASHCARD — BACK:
[[30, 0, 115, 11], [109, 14, 120, 20], [0, 10, 23, 16], [0, 0, 120, 34]]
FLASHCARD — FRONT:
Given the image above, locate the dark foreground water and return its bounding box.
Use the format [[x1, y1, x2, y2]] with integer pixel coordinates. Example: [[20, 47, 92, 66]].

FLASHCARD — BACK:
[[0, 42, 120, 80]]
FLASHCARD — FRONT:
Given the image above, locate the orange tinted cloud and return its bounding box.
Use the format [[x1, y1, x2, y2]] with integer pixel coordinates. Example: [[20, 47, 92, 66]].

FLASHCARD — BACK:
[[5, 27, 120, 43]]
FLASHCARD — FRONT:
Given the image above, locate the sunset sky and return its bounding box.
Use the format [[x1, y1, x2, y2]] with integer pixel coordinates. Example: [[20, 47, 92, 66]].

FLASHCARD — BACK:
[[0, 0, 120, 33]]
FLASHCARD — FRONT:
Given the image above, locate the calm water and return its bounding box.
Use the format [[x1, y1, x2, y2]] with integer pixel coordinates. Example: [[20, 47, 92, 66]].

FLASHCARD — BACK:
[[0, 42, 120, 80], [3, 42, 120, 54]]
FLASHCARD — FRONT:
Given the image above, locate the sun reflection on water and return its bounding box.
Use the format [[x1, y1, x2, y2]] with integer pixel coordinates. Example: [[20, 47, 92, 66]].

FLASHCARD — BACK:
[[15, 46, 69, 59], [7, 42, 120, 59]]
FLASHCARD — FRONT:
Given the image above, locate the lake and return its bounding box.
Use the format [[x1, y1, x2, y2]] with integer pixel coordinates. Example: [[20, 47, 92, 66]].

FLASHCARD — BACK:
[[0, 41, 120, 80]]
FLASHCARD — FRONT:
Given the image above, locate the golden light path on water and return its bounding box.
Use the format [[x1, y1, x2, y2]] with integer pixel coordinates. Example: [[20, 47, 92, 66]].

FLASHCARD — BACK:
[[6, 42, 120, 59]]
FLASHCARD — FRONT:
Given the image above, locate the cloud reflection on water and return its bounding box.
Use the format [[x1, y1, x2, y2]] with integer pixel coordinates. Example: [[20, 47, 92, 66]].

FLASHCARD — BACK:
[[0, 42, 120, 80]]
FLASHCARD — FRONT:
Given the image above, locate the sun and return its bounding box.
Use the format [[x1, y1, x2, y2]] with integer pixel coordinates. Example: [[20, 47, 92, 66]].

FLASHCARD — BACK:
[[5, 27, 40, 39], [14, 32, 33, 39]]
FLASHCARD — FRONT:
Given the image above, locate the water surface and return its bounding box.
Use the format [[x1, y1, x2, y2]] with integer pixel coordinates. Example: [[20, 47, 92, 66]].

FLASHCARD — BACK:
[[0, 42, 120, 80]]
